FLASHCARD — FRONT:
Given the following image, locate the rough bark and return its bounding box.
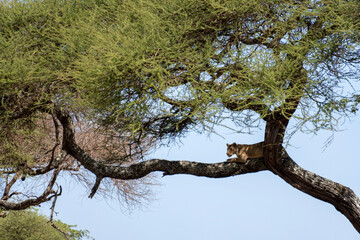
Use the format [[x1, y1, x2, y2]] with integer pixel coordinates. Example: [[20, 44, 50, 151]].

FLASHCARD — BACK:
[[278, 149, 360, 233]]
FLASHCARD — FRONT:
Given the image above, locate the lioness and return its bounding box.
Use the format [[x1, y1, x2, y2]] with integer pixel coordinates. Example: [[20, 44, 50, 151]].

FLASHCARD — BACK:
[[226, 142, 264, 163]]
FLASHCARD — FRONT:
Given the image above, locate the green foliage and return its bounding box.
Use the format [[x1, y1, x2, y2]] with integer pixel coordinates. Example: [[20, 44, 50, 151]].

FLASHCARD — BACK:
[[0, 209, 92, 240], [1, 0, 360, 142]]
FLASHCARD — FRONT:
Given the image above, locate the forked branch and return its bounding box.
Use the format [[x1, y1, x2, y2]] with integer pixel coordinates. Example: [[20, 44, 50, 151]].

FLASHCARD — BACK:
[[0, 169, 61, 210]]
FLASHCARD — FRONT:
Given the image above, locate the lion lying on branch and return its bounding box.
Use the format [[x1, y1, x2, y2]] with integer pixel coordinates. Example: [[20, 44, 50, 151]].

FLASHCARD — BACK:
[[226, 142, 264, 163]]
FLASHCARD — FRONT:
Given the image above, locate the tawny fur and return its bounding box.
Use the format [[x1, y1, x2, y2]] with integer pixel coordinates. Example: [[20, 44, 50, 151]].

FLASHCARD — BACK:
[[226, 142, 264, 163]]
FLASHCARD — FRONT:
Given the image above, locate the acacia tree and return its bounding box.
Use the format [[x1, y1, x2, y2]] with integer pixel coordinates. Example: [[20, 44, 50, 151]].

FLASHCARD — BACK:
[[1, 0, 360, 234]]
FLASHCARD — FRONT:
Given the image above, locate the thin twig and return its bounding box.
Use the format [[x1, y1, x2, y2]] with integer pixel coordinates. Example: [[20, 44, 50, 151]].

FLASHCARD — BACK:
[[48, 185, 69, 239]]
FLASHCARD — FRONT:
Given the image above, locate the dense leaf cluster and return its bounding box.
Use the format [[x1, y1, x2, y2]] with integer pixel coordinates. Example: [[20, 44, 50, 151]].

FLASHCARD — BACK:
[[1, 0, 359, 142]]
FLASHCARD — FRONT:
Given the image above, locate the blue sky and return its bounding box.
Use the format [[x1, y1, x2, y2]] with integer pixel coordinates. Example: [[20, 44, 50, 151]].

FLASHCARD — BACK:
[[44, 116, 360, 240]]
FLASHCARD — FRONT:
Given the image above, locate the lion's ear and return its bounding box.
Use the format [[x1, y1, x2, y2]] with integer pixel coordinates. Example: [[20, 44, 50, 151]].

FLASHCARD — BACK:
[[226, 143, 229, 147]]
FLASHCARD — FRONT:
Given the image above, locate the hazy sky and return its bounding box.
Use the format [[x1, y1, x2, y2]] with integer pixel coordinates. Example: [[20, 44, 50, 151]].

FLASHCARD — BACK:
[[45, 116, 360, 240]]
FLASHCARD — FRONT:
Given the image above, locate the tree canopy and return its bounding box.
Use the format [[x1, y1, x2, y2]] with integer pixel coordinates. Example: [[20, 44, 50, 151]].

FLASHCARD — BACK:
[[0, 0, 360, 235]]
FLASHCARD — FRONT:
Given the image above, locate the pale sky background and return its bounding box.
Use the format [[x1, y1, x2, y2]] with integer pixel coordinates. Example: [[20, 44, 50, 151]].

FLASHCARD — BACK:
[[38, 114, 360, 240]]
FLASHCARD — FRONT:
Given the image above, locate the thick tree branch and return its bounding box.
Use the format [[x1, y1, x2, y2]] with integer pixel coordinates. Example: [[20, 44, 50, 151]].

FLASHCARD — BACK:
[[262, 77, 360, 233], [55, 107, 268, 179], [278, 148, 360, 233], [114, 158, 267, 179], [89, 176, 103, 198]]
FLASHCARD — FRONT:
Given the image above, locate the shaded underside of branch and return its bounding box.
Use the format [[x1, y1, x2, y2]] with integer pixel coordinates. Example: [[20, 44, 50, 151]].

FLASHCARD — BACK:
[[109, 158, 268, 179]]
